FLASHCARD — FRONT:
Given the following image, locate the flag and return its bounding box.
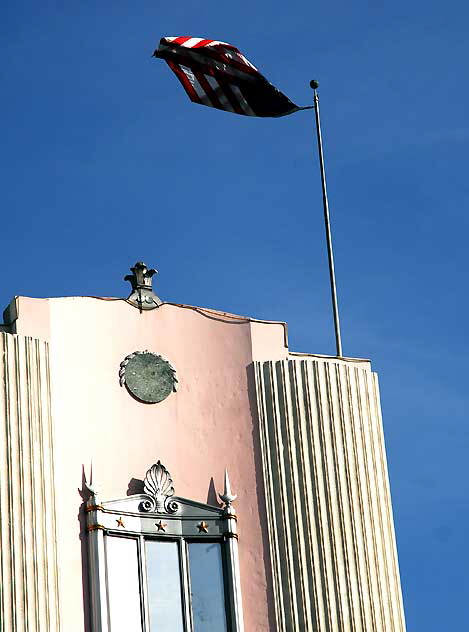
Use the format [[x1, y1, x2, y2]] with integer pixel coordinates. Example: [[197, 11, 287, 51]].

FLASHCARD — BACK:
[[153, 36, 309, 117]]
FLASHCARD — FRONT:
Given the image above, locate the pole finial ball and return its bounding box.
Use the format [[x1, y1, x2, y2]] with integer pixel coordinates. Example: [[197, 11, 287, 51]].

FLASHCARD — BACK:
[[310, 79, 319, 90]]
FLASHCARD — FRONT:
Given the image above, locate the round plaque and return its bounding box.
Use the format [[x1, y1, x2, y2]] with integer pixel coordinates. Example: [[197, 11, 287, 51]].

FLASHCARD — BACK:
[[119, 351, 178, 403]]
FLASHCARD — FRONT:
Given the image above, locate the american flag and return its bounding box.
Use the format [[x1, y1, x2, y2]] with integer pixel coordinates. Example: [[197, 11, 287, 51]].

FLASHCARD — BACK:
[[153, 36, 308, 117]]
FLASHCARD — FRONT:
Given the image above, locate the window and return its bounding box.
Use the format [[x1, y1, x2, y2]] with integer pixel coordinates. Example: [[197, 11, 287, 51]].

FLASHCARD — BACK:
[[86, 461, 243, 632]]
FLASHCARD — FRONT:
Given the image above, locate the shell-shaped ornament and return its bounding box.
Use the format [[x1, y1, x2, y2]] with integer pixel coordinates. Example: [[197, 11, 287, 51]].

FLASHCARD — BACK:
[[142, 460, 178, 513]]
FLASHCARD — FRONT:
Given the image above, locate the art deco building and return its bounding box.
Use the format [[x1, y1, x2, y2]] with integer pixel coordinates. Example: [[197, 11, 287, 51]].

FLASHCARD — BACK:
[[0, 262, 406, 631]]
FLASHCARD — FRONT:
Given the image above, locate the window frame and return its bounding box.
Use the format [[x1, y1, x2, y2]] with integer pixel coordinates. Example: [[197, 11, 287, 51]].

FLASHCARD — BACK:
[[85, 462, 243, 632]]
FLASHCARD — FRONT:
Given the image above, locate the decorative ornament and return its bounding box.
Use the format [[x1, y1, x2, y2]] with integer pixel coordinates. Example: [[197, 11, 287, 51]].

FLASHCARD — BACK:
[[119, 351, 178, 404], [219, 469, 237, 511], [140, 460, 179, 514], [197, 521, 209, 533], [124, 261, 162, 310]]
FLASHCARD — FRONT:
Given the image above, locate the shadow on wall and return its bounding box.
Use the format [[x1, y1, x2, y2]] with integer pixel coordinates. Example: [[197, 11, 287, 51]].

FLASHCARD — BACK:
[[78, 467, 93, 632], [127, 477, 144, 495], [206, 476, 220, 506]]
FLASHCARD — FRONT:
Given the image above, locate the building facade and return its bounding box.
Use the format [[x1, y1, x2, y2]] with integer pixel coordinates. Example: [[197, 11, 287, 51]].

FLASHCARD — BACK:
[[0, 263, 406, 631]]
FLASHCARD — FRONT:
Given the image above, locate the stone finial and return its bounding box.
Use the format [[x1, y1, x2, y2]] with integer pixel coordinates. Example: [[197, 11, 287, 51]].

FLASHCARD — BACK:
[[219, 469, 237, 513], [124, 261, 162, 310]]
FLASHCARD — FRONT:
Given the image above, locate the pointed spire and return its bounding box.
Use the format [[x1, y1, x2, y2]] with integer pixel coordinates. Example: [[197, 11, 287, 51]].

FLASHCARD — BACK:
[[219, 469, 237, 508], [83, 462, 99, 498]]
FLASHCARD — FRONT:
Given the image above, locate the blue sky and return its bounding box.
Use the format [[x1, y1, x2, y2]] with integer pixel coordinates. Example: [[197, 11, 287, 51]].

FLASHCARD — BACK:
[[2, 1, 468, 629]]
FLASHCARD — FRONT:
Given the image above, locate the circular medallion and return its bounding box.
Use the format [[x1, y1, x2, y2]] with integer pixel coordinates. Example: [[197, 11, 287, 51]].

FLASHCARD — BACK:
[[119, 351, 178, 403]]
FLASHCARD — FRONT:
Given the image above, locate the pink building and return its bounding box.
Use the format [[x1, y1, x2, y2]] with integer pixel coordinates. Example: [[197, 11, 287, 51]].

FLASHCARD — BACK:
[[0, 262, 406, 631]]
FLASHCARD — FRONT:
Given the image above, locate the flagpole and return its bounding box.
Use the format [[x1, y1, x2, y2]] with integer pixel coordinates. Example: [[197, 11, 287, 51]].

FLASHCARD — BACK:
[[310, 80, 343, 357]]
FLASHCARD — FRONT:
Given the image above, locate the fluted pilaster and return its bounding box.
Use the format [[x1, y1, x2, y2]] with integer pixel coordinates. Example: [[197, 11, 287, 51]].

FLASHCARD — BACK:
[[0, 333, 61, 632], [255, 358, 406, 632]]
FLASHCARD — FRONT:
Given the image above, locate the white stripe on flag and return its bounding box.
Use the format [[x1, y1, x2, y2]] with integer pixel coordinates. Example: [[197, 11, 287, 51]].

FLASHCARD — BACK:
[[206, 40, 229, 47], [229, 85, 256, 116], [179, 65, 213, 106], [181, 37, 203, 48], [204, 75, 235, 112]]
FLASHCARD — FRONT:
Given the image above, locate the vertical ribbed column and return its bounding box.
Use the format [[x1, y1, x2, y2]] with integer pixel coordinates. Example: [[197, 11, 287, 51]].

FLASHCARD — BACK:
[[254, 358, 406, 632], [0, 332, 61, 632]]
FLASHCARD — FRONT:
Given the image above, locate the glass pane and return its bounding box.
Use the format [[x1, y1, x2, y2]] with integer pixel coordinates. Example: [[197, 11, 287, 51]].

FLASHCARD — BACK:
[[146, 540, 185, 632], [105, 536, 143, 632], [188, 542, 227, 632]]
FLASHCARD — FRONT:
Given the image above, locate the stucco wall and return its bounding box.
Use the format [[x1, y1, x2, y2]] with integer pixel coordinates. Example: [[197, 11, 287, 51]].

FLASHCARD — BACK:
[[12, 296, 288, 631]]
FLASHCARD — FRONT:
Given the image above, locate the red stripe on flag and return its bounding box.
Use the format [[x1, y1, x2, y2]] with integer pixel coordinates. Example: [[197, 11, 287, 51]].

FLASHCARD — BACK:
[[173, 36, 192, 45], [193, 38, 214, 48], [166, 60, 201, 104]]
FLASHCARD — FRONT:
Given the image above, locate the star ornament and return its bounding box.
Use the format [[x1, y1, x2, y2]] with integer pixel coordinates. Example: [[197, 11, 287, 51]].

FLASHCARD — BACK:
[[116, 517, 125, 528], [156, 520, 167, 532], [197, 521, 209, 533]]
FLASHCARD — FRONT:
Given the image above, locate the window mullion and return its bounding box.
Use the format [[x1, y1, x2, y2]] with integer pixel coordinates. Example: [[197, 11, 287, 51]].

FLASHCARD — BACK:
[[180, 538, 194, 632], [139, 535, 150, 632]]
